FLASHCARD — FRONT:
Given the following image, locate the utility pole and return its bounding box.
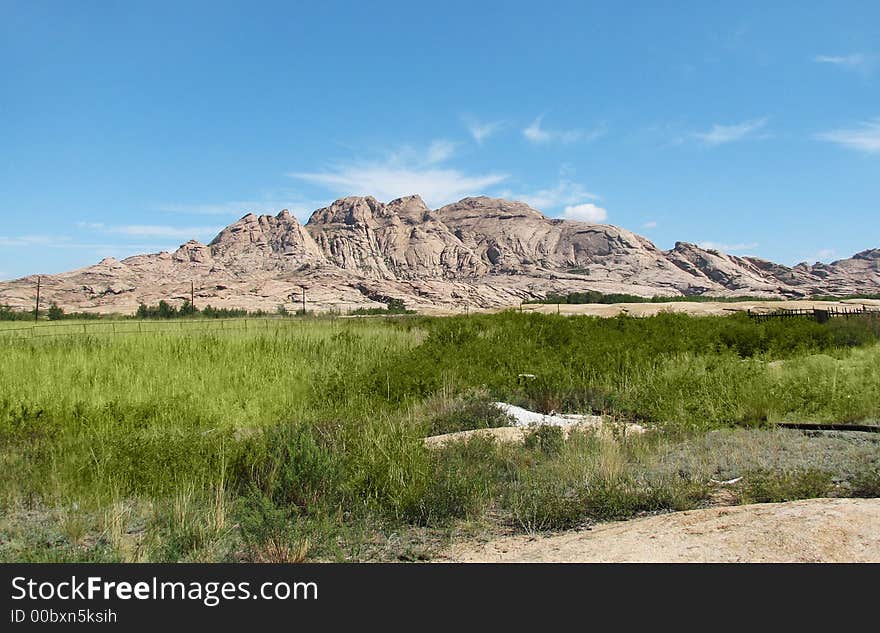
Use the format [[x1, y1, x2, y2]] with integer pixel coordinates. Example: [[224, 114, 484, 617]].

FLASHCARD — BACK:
[[301, 285, 307, 314], [191, 281, 195, 310], [34, 276, 41, 322]]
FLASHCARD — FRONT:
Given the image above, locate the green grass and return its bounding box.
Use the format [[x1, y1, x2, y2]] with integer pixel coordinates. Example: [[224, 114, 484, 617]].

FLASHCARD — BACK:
[[1, 311, 879, 561]]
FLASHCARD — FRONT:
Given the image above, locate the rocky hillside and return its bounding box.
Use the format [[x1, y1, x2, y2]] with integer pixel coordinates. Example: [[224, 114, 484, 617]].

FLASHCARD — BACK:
[[1, 195, 878, 314]]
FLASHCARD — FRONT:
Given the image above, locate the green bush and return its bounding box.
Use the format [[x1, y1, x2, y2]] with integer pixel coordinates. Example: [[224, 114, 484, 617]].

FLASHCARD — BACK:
[[848, 468, 880, 498], [427, 395, 512, 436], [229, 424, 343, 511], [737, 469, 835, 503], [523, 426, 565, 457]]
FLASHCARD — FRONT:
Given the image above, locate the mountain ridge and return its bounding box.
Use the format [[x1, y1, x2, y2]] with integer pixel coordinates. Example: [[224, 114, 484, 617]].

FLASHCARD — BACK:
[[1, 195, 878, 314]]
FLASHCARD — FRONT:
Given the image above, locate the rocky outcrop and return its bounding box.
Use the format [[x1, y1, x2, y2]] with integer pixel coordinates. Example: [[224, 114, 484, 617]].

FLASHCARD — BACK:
[[1, 195, 877, 315]]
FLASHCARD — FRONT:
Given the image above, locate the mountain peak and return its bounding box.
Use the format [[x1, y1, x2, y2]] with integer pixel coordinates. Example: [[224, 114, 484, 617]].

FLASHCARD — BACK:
[[1, 193, 877, 314]]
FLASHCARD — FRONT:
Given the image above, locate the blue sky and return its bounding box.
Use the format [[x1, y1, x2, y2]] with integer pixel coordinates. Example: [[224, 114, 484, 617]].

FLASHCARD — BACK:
[[1, 1, 879, 279]]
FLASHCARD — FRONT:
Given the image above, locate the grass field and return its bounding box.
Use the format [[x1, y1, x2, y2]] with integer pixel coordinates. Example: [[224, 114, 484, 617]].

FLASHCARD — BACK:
[[1, 311, 879, 561]]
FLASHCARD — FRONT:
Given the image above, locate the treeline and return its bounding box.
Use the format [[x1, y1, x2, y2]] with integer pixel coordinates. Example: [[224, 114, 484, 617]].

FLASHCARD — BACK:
[[0, 303, 103, 321], [349, 298, 415, 316], [134, 300, 283, 319], [0, 304, 36, 321]]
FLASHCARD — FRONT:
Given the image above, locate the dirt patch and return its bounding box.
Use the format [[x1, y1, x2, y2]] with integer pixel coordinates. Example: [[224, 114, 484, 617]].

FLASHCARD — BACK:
[[441, 498, 880, 562], [514, 299, 879, 318]]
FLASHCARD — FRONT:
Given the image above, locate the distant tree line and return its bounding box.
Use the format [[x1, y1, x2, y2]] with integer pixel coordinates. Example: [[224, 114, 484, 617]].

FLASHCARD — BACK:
[[0, 304, 36, 321], [0, 303, 102, 321], [349, 298, 414, 316], [134, 300, 283, 319]]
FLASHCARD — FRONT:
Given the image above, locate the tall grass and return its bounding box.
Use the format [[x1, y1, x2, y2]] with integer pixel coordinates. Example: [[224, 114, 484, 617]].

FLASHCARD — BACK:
[[1, 311, 879, 561]]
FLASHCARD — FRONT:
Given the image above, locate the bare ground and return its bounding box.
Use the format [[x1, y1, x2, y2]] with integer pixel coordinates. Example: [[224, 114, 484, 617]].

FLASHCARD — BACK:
[[441, 498, 880, 562], [510, 299, 880, 318]]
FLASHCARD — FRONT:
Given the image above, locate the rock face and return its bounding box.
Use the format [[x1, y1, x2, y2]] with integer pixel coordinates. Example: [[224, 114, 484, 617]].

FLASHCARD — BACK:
[[1, 195, 878, 314]]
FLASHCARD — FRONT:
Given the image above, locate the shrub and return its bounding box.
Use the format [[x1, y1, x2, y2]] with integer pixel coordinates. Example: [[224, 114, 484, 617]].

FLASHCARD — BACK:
[[228, 424, 343, 511], [523, 426, 565, 457], [427, 394, 512, 436], [235, 492, 336, 562], [737, 468, 835, 503], [848, 468, 880, 498], [504, 470, 586, 532]]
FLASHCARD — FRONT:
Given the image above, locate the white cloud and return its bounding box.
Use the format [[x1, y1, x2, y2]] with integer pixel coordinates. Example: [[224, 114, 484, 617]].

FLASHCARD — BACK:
[[289, 138, 509, 208], [815, 118, 880, 153], [523, 116, 604, 144], [523, 117, 553, 143], [157, 198, 327, 222], [292, 166, 507, 208], [0, 234, 171, 252], [814, 53, 875, 75], [562, 203, 608, 223], [499, 180, 600, 211], [694, 118, 768, 146], [462, 116, 504, 144], [0, 235, 57, 247], [642, 221, 658, 229], [816, 248, 837, 261], [425, 139, 457, 164], [698, 241, 759, 253], [78, 223, 223, 239]]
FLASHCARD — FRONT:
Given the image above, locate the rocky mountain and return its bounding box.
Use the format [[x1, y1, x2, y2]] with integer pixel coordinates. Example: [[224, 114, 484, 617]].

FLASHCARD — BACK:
[[1, 195, 878, 314]]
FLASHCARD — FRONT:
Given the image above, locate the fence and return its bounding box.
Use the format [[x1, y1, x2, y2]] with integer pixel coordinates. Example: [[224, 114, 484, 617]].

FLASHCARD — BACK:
[[0, 317, 313, 340], [747, 305, 879, 323]]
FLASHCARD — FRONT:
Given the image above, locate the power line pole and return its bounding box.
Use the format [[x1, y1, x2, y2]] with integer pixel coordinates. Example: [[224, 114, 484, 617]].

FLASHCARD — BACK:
[[34, 276, 41, 322], [301, 286, 306, 314], [191, 281, 195, 310]]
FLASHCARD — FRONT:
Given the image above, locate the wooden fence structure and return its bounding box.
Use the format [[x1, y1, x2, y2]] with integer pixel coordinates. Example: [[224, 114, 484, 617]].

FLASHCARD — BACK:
[[747, 305, 879, 323]]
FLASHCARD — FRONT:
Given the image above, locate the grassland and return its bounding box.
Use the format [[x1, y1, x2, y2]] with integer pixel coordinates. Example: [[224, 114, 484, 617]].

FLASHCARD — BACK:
[[1, 311, 879, 561]]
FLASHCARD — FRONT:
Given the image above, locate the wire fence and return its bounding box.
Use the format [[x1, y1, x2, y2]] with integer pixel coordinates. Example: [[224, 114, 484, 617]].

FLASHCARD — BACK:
[[0, 317, 315, 340]]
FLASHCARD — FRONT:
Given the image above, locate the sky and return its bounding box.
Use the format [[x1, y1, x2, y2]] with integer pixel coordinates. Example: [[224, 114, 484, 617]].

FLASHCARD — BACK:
[[1, 1, 879, 279]]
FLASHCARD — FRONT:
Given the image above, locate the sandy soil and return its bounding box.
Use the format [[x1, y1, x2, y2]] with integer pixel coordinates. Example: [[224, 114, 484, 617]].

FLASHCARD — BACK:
[[442, 498, 880, 562], [510, 299, 880, 318]]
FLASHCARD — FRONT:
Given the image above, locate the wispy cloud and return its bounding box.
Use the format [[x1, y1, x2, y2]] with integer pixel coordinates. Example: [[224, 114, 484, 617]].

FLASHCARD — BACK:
[[425, 139, 457, 164], [157, 197, 327, 222], [642, 221, 658, 229], [693, 118, 769, 146], [292, 167, 506, 209], [698, 241, 759, 254], [78, 222, 223, 240], [523, 116, 605, 145], [0, 234, 170, 252], [814, 53, 876, 75], [462, 116, 504, 144], [499, 179, 600, 212], [0, 235, 58, 247], [815, 118, 880, 153], [290, 139, 507, 208], [562, 203, 608, 223]]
